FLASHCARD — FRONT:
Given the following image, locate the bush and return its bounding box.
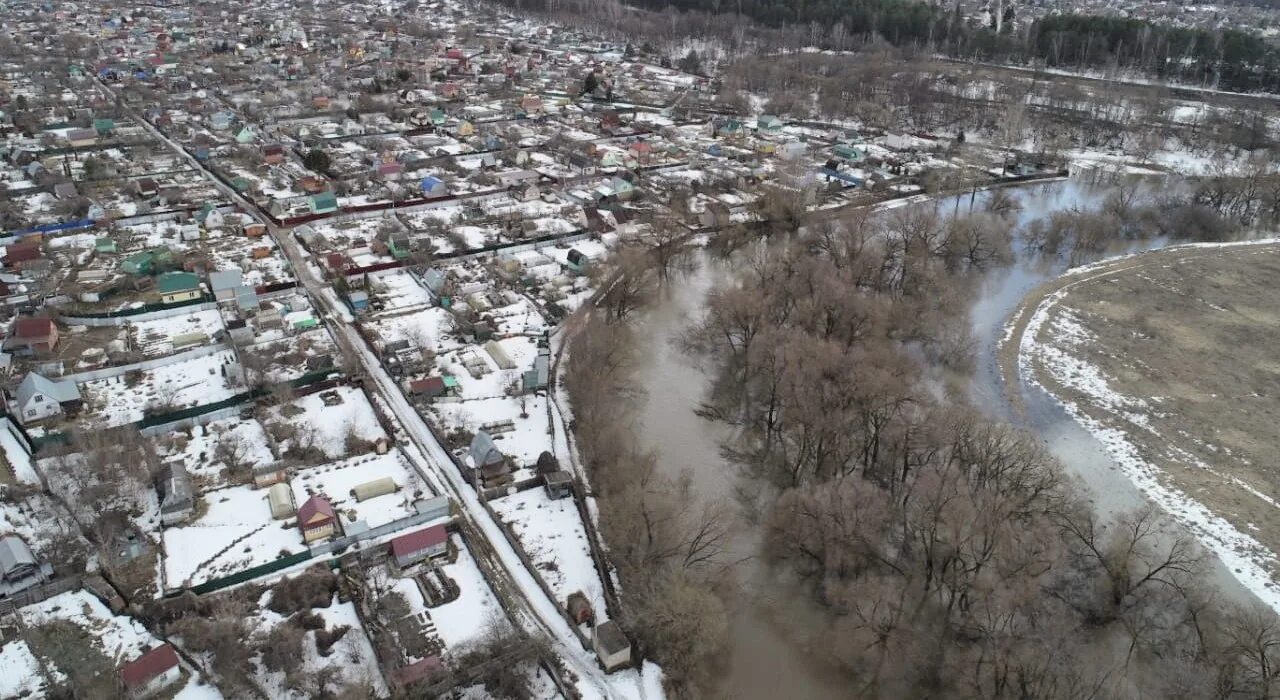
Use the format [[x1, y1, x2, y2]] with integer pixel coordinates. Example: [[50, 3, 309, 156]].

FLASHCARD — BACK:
[[267, 566, 338, 614]]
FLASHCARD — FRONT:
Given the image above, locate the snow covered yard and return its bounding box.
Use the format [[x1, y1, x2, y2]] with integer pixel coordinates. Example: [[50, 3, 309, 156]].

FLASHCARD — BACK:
[[247, 594, 389, 699], [158, 417, 273, 489], [389, 533, 509, 649], [432, 395, 550, 477], [17, 590, 222, 699], [80, 349, 242, 427], [264, 384, 387, 460], [163, 484, 306, 589], [490, 488, 610, 623], [367, 305, 463, 354], [291, 450, 426, 529]]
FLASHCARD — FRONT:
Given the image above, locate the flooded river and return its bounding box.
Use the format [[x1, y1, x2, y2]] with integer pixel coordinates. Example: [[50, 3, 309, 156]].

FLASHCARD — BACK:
[[629, 179, 1254, 698]]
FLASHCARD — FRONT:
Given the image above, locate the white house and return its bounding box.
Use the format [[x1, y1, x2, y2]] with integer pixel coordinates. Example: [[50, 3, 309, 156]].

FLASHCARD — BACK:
[[13, 372, 81, 425]]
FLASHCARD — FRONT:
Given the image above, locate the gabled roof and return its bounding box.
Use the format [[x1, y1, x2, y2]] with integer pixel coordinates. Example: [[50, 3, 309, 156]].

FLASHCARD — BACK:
[[119, 644, 179, 689], [156, 271, 199, 294], [17, 372, 80, 405], [389, 524, 448, 558], [469, 430, 504, 468], [297, 495, 334, 526], [0, 535, 36, 577], [13, 317, 54, 339]]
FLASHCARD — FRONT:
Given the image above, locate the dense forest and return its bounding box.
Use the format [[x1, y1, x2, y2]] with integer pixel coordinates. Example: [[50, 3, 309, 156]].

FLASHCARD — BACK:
[[509, 0, 1280, 92]]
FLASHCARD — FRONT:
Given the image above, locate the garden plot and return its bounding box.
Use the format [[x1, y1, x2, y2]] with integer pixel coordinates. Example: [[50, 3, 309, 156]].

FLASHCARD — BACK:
[[390, 534, 509, 649], [432, 396, 550, 477], [19, 590, 221, 698], [163, 484, 306, 589], [436, 335, 542, 399], [367, 305, 463, 354], [486, 296, 550, 337], [264, 385, 386, 460], [248, 595, 388, 698], [291, 450, 423, 530], [80, 349, 241, 427], [490, 489, 609, 622], [0, 639, 52, 698], [129, 308, 227, 357], [157, 417, 273, 489], [374, 270, 436, 310]]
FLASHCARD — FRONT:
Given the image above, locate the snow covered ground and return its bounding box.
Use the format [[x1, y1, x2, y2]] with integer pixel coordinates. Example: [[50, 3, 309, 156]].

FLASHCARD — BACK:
[[490, 488, 610, 623], [18, 590, 223, 698], [291, 450, 425, 529], [81, 349, 241, 427], [163, 484, 306, 589], [264, 384, 387, 460], [248, 593, 388, 698], [392, 533, 508, 649]]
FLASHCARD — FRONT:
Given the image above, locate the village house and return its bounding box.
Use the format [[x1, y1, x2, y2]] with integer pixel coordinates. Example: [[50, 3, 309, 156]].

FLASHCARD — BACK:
[[158, 463, 195, 526], [0, 534, 53, 598], [118, 644, 181, 698], [297, 495, 337, 542], [469, 430, 512, 487], [155, 271, 201, 304], [5, 317, 60, 354], [12, 372, 81, 424], [388, 524, 449, 568]]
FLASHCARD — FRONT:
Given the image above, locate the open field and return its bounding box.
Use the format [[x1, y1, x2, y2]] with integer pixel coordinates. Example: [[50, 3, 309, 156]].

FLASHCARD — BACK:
[[1002, 240, 1280, 607]]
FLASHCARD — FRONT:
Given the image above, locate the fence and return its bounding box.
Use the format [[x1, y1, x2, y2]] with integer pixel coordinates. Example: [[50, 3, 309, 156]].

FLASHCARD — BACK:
[[58, 342, 230, 384], [185, 550, 314, 596], [61, 302, 220, 328], [0, 576, 81, 615], [60, 294, 214, 320], [180, 502, 453, 596]]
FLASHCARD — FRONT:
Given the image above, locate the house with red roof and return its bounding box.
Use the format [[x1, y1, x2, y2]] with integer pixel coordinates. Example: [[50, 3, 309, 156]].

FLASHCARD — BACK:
[[388, 524, 448, 567], [5, 317, 59, 354], [391, 655, 444, 690], [119, 644, 180, 698], [297, 495, 337, 542]]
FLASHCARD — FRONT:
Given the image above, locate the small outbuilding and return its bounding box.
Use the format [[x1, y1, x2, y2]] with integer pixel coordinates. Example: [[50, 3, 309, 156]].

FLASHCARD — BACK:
[[593, 620, 632, 672], [544, 470, 573, 500], [267, 482, 296, 520], [157, 463, 195, 527], [352, 476, 397, 502]]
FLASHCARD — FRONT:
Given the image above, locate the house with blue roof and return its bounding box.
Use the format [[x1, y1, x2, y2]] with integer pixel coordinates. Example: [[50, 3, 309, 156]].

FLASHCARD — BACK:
[[420, 176, 447, 198]]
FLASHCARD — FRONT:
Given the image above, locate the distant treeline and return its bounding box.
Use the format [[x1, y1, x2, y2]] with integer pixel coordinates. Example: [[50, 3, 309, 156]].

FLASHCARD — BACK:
[[511, 0, 1280, 92]]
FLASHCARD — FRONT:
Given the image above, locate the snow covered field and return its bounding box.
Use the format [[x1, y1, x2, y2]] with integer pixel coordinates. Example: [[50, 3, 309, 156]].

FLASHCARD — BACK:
[[81, 349, 241, 426], [490, 488, 610, 623], [163, 484, 306, 589]]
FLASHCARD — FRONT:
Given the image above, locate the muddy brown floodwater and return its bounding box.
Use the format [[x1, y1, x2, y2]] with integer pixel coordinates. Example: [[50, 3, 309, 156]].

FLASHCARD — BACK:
[[627, 179, 1262, 697], [633, 255, 855, 699]]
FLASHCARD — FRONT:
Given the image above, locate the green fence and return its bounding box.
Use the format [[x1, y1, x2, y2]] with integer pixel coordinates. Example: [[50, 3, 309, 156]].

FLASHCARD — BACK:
[[187, 549, 314, 595], [66, 293, 214, 319]]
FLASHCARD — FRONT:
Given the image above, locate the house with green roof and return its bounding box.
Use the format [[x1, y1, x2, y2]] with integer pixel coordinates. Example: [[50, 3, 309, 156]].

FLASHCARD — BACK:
[[95, 238, 117, 254], [310, 191, 339, 214], [92, 118, 115, 136], [156, 271, 202, 304], [758, 115, 784, 134], [122, 247, 173, 276], [234, 127, 255, 144]]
